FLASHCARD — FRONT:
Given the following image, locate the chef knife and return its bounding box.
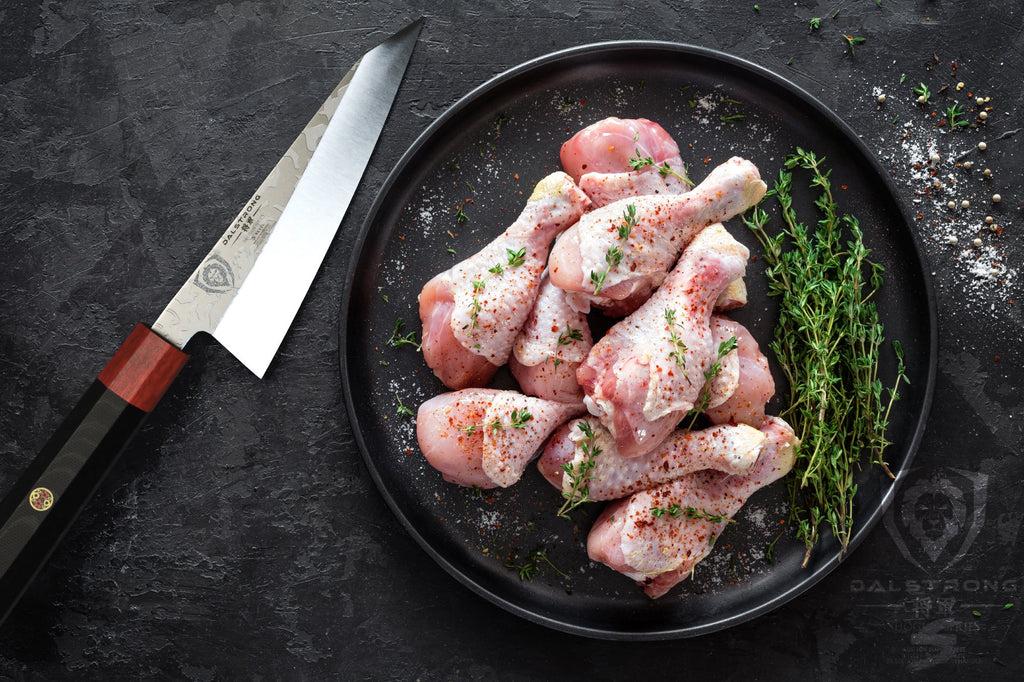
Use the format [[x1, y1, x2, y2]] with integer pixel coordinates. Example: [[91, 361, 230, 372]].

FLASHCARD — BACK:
[[0, 18, 422, 623]]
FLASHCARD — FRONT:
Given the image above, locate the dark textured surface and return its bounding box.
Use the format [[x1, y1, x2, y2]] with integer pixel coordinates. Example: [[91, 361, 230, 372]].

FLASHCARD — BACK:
[[0, 1, 1021, 678]]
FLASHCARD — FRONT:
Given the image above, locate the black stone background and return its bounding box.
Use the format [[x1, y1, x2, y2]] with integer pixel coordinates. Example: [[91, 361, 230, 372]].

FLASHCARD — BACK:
[[1, 1, 1022, 679]]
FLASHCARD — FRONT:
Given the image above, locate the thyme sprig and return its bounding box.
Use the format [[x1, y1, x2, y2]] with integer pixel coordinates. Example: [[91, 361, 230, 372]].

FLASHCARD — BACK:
[[591, 204, 637, 294], [764, 531, 783, 564], [468, 247, 528, 328], [945, 102, 969, 129], [558, 420, 601, 518], [684, 335, 739, 428], [551, 324, 585, 368], [386, 318, 421, 351], [505, 545, 568, 581], [627, 149, 694, 186], [664, 308, 688, 370], [842, 35, 866, 55], [743, 147, 909, 565], [395, 394, 414, 418], [650, 505, 736, 524], [460, 408, 533, 435], [556, 324, 584, 346]]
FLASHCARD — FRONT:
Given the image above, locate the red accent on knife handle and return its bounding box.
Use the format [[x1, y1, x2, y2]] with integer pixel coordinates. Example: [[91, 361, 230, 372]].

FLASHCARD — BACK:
[[98, 323, 189, 412], [0, 324, 188, 625]]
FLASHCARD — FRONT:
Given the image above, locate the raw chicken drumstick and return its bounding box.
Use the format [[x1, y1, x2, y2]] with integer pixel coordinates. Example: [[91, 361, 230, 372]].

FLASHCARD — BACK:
[[559, 117, 746, 315], [419, 172, 591, 389], [548, 156, 765, 313], [537, 417, 766, 501], [587, 416, 798, 599], [508, 273, 594, 402], [560, 117, 691, 207], [416, 389, 586, 489], [577, 223, 750, 458]]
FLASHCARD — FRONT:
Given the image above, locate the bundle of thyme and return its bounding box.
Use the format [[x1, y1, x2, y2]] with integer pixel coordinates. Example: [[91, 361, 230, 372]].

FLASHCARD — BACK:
[[744, 148, 907, 566]]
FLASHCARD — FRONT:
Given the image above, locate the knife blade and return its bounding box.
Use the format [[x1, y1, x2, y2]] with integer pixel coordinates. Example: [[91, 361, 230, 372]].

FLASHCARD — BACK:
[[0, 18, 422, 623]]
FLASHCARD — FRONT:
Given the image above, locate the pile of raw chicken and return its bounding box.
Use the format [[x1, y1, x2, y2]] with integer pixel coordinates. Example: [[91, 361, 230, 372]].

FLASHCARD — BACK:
[[415, 118, 799, 599]]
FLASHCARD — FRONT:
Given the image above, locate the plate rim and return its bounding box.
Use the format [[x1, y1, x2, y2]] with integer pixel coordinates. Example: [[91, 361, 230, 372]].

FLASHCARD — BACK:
[[338, 39, 938, 640]]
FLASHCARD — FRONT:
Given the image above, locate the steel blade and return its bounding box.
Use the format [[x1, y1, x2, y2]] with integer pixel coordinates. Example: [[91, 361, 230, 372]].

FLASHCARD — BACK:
[[152, 19, 422, 377]]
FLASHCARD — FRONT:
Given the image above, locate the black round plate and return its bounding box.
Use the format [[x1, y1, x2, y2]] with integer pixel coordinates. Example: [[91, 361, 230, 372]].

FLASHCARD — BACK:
[[339, 42, 936, 640]]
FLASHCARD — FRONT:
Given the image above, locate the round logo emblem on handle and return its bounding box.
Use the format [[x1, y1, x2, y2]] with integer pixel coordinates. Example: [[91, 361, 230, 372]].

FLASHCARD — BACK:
[[28, 487, 54, 512]]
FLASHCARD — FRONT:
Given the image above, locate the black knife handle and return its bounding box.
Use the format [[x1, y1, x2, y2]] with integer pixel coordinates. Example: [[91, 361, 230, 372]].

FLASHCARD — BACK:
[[0, 324, 188, 623]]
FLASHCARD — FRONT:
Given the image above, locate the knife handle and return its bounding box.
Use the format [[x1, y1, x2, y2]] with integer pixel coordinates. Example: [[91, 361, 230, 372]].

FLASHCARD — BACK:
[[0, 324, 188, 623]]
